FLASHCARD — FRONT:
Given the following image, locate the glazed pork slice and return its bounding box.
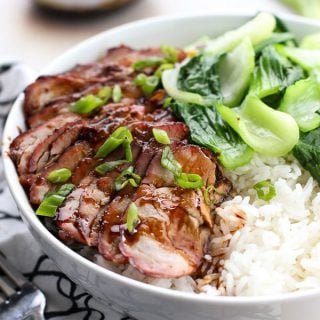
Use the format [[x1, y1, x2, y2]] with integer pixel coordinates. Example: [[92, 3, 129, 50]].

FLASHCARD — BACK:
[[98, 141, 157, 263], [119, 185, 211, 278], [28, 142, 92, 205], [97, 122, 190, 263], [24, 75, 87, 116], [10, 113, 82, 174], [100, 45, 186, 68], [55, 139, 142, 247], [117, 144, 233, 278]]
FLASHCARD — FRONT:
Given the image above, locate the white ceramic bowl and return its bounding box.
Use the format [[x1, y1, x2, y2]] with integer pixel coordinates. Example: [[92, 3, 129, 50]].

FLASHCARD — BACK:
[[4, 13, 320, 320]]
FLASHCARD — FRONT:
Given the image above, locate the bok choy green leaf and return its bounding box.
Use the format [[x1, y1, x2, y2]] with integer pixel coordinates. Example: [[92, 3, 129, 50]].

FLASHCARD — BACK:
[[216, 95, 299, 156], [249, 45, 304, 100], [171, 101, 253, 169], [203, 12, 276, 56], [177, 54, 221, 99], [279, 76, 320, 132], [162, 68, 212, 106], [277, 45, 320, 72], [217, 37, 255, 107], [300, 33, 320, 49], [293, 128, 320, 183], [254, 32, 295, 54]]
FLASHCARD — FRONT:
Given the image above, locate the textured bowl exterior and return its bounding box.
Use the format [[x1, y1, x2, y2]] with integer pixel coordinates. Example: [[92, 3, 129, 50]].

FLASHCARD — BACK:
[[4, 13, 320, 320]]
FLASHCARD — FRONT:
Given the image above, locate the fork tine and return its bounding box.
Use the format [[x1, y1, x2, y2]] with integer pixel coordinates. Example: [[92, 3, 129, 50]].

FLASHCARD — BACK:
[[0, 277, 15, 298], [0, 253, 26, 288]]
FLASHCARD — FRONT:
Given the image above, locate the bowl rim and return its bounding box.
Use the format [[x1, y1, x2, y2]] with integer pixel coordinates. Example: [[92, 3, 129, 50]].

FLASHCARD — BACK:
[[4, 11, 320, 305]]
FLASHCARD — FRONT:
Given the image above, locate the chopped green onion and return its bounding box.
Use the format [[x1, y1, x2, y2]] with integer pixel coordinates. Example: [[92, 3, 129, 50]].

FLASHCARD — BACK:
[[122, 139, 133, 162], [154, 63, 174, 78], [253, 180, 276, 201], [160, 45, 178, 63], [175, 172, 203, 189], [114, 166, 141, 191], [95, 126, 133, 158], [36, 184, 75, 217], [163, 97, 173, 108], [47, 168, 72, 184], [69, 95, 104, 114], [97, 86, 112, 100], [152, 128, 171, 145], [126, 202, 139, 233], [160, 146, 203, 189], [56, 183, 75, 196], [134, 74, 159, 96], [161, 146, 182, 176], [132, 57, 164, 71], [112, 85, 122, 103], [95, 160, 128, 175]]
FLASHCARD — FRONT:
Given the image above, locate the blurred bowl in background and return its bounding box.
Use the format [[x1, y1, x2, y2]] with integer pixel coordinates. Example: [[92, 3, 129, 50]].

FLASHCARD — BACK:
[[33, 0, 135, 12]]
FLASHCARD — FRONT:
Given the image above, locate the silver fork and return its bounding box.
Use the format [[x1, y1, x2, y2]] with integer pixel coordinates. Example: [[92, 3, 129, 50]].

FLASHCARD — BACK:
[[0, 252, 46, 320]]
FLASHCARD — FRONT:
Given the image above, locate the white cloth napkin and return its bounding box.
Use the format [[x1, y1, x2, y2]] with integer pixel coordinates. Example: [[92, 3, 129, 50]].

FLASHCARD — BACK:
[[0, 63, 135, 320]]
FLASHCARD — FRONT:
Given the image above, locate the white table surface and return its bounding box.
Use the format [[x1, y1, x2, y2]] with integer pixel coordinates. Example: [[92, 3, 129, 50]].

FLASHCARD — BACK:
[[1, 0, 293, 71]]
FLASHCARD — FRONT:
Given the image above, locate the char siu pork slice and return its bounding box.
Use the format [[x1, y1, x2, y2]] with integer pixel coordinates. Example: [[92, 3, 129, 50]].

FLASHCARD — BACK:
[[97, 123, 190, 264], [117, 144, 233, 278], [10, 114, 82, 175], [28, 142, 92, 205], [119, 185, 211, 278], [55, 139, 142, 247], [98, 140, 157, 263], [99, 45, 186, 68], [24, 75, 88, 116]]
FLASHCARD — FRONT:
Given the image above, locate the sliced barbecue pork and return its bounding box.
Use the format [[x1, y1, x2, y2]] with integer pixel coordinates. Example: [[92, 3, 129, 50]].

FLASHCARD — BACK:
[[10, 45, 234, 280]]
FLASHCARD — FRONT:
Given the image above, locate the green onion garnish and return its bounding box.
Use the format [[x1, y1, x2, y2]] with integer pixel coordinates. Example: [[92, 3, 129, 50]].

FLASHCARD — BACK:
[[132, 57, 164, 71], [253, 180, 276, 201], [126, 202, 139, 233], [175, 172, 203, 189], [134, 74, 159, 97], [95, 126, 133, 158], [163, 97, 173, 108], [95, 160, 128, 175], [161, 146, 203, 189], [161, 146, 182, 176], [152, 128, 170, 145], [160, 45, 178, 63], [114, 166, 141, 191], [97, 86, 112, 100], [112, 85, 122, 103], [56, 183, 75, 196], [36, 183, 75, 217], [154, 63, 174, 78], [69, 95, 104, 114], [47, 168, 72, 183]]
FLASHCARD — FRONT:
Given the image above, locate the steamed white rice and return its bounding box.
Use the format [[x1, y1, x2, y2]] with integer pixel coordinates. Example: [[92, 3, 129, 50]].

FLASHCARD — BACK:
[[94, 154, 320, 296]]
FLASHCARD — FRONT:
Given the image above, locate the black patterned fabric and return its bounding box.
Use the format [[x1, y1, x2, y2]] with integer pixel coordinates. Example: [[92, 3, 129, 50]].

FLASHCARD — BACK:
[[0, 63, 135, 320]]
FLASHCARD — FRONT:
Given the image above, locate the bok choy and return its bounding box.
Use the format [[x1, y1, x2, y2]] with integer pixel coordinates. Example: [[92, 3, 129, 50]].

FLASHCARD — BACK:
[[276, 45, 320, 72], [293, 128, 320, 183], [163, 38, 255, 107], [216, 95, 299, 156], [171, 101, 253, 169], [202, 12, 276, 56], [217, 38, 255, 107], [249, 45, 304, 100], [279, 76, 320, 132]]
